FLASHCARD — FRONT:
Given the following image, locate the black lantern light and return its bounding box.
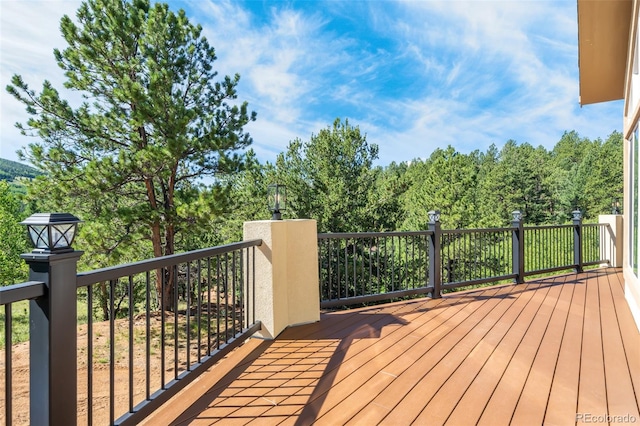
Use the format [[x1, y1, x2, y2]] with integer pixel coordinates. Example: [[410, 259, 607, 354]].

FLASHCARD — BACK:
[[427, 210, 441, 223], [612, 197, 621, 214], [512, 210, 523, 222], [268, 184, 286, 220], [20, 213, 82, 253], [572, 209, 583, 221]]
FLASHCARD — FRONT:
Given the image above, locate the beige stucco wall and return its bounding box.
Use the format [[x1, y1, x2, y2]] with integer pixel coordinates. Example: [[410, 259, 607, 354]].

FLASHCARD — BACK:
[[243, 219, 320, 339], [598, 214, 624, 267]]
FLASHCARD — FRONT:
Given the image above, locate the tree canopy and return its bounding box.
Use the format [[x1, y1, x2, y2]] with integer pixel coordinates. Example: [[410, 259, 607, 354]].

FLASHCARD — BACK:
[[275, 119, 380, 233], [0, 182, 28, 285], [6, 0, 255, 304]]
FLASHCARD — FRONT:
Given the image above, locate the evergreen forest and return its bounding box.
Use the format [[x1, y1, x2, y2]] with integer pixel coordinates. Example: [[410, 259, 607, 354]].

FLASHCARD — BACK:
[[0, 0, 623, 288], [0, 121, 623, 286]]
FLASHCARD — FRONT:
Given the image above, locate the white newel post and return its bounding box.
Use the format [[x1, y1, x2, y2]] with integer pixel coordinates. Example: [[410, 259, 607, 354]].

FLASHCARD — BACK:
[[599, 214, 623, 268], [243, 219, 320, 339]]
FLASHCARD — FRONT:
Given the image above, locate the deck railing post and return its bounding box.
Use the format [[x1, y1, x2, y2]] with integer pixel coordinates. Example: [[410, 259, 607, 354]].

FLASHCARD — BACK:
[[428, 210, 442, 298], [511, 211, 524, 283], [573, 210, 583, 273], [21, 250, 82, 426]]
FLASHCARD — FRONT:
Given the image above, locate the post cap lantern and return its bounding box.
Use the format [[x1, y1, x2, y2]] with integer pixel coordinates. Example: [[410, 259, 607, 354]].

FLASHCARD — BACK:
[[512, 210, 523, 222], [20, 213, 82, 253], [427, 210, 441, 223], [268, 184, 286, 220], [612, 197, 621, 214]]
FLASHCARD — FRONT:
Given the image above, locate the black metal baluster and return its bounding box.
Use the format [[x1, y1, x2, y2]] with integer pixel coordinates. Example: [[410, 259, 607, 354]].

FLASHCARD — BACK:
[[87, 285, 93, 426], [186, 261, 191, 370], [109, 279, 115, 426], [5, 303, 12, 426], [145, 271, 150, 400], [128, 275, 134, 413]]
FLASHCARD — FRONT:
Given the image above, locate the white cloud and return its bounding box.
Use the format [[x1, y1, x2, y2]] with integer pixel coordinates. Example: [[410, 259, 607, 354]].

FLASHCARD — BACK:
[[0, 0, 624, 167], [1, 0, 81, 161]]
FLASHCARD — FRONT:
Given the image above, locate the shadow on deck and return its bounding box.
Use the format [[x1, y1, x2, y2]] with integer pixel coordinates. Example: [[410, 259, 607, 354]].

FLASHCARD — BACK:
[[144, 269, 640, 425]]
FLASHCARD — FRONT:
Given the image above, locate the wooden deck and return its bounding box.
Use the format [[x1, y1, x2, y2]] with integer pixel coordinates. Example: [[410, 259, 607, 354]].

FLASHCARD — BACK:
[[145, 269, 640, 425]]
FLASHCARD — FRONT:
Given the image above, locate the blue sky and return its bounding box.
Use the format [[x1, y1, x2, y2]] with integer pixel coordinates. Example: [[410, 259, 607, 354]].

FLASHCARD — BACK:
[[0, 0, 624, 166]]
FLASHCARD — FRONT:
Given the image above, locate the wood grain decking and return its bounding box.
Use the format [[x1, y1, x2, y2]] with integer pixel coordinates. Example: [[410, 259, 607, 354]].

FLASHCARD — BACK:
[[145, 269, 640, 425]]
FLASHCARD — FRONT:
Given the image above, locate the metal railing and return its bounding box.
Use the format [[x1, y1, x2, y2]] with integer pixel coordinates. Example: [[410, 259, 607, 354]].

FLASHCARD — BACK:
[[583, 223, 611, 267], [1, 239, 262, 426], [441, 227, 515, 288], [318, 231, 432, 308], [1, 280, 46, 426], [319, 214, 613, 307], [523, 225, 574, 276]]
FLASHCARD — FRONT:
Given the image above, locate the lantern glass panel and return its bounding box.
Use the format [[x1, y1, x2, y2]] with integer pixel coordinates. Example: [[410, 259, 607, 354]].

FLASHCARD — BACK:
[[51, 224, 75, 248], [268, 184, 286, 211], [28, 225, 48, 249]]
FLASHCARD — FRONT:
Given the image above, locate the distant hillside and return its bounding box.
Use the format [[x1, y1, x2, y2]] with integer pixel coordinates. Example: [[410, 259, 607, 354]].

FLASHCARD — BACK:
[[0, 158, 41, 181]]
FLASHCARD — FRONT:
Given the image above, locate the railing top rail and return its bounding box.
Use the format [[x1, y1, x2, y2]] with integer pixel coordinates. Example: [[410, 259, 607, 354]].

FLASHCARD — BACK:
[[442, 227, 513, 234], [77, 239, 262, 288], [318, 230, 433, 239], [523, 224, 574, 230], [0, 280, 46, 305]]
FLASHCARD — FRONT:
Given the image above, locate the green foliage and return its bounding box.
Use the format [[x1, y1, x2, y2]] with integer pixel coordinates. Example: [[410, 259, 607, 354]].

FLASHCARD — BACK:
[[402, 147, 480, 230], [0, 181, 29, 285], [8, 0, 255, 257], [0, 158, 41, 181], [276, 118, 380, 233], [189, 149, 274, 246], [7, 0, 255, 312], [7, 0, 255, 308]]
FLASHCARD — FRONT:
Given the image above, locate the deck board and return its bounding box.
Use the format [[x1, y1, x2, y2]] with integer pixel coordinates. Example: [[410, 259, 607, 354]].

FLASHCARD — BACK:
[[577, 271, 608, 421], [510, 276, 574, 426], [599, 272, 640, 420], [444, 280, 545, 425], [142, 269, 640, 426], [544, 274, 586, 426], [477, 281, 564, 426]]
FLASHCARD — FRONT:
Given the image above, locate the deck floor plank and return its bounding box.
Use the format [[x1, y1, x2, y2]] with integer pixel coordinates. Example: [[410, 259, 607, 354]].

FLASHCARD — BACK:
[[375, 285, 525, 425], [443, 279, 555, 426], [544, 274, 587, 426], [476, 281, 565, 426], [139, 269, 640, 426], [598, 271, 640, 420], [344, 282, 511, 424], [510, 276, 574, 426], [576, 270, 608, 421], [287, 287, 511, 425], [217, 291, 473, 424], [607, 271, 640, 414], [412, 280, 554, 425]]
